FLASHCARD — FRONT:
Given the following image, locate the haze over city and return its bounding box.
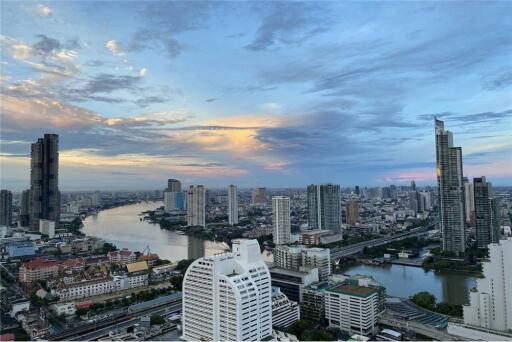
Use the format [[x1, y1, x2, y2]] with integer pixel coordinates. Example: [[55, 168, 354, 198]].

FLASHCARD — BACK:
[[1, 1, 511, 190]]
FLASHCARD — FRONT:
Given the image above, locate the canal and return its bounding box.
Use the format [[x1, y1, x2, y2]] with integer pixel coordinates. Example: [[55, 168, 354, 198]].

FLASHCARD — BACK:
[[82, 201, 229, 262]]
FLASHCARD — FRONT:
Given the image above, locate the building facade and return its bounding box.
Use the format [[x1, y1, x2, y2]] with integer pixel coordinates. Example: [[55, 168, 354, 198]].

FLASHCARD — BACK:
[[20, 189, 31, 227], [463, 238, 512, 332], [307, 184, 341, 232], [167, 179, 182, 192], [325, 283, 381, 336], [464, 178, 475, 226], [272, 287, 300, 328], [107, 248, 136, 265], [19, 259, 59, 283], [182, 239, 272, 341], [39, 219, 55, 238], [474, 177, 499, 248], [7, 241, 36, 258], [164, 191, 185, 211], [0, 190, 13, 226], [228, 184, 238, 225], [435, 119, 465, 253], [269, 267, 319, 303], [252, 187, 268, 206], [30, 134, 60, 230], [186, 185, 205, 227], [346, 200, 359, 225], [274, 245, 331, 281], [272, 196, 291, 245]]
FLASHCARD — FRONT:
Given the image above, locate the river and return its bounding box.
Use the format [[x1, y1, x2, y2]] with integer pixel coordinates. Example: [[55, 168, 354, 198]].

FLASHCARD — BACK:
[[83, 202, 476, 305], [82, 201, 229, 262], [340, 263, 476, 305]]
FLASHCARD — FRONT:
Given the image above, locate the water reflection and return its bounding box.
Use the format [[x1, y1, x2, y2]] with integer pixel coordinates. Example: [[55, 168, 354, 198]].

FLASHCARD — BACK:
[[341, 263, 476, 305], [82, 201, 229, 262]]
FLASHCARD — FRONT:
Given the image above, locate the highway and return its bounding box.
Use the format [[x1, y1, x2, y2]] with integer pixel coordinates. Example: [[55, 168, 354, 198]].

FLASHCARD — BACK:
[[330, 222, 437, 260]]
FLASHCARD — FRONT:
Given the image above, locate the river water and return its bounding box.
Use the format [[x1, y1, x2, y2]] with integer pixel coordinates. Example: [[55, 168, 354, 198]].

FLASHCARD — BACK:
[[82, 201, 229, 262], [83, 202, 476, 305], [340, 263, 476, 305]]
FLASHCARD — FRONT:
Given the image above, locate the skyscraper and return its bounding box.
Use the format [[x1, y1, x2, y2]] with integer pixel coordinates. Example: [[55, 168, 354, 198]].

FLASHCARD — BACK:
[[474, 177, 499, 248], [345, 200, 359, 225], [463, 238, 512, 332], [307, 184, 341, 232], [182, 239, 272, 341], [463, 177, 475, 226], [30, 134, 60, 230], [166, 179, 181, 192], [435, 119, 465, 254], [20, 189, 31, 227], [228, 184, 238, 225], [186, 185, 205, 227], [0, 190, 13, 226], [272, 196, 291, 245]]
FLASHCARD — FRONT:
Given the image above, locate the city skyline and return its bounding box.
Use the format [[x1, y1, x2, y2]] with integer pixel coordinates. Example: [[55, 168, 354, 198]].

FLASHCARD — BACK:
[[1, 2, 512, 190]]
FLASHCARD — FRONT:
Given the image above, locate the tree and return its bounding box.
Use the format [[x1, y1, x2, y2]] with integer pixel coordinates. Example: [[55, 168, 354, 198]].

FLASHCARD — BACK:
[[176, 259, 195, 274], [411, 291, 436, 310], [287, 319, 311, 338], [102, 242, 118, 254], [150, 314, 166, 326], [170, 275, 184, 290]]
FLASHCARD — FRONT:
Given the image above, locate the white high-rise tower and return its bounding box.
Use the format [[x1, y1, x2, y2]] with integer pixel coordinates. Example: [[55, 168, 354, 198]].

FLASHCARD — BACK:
[[228, 184, 238, 225], [463, 238, 512, 332], [272, 196, 291, 245], [186, 185, 205, 227], [182, 239, 272, 341]]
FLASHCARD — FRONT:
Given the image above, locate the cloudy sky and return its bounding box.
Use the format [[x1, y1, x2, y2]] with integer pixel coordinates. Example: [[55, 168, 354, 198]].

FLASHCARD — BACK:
[[1, 1, 511, 191]]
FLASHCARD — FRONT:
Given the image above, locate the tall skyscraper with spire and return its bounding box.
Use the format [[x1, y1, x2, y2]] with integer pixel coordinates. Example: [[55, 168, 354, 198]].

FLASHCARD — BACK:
[[435, 119, 465, 253], [29, 134, 60, 230]]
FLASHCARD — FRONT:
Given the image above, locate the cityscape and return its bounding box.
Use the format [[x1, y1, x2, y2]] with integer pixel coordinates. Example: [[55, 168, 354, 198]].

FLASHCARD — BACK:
[[1, 2, 512, 342]]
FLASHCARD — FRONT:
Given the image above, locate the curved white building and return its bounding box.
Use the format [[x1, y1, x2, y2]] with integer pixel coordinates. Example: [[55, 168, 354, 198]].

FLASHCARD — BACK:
[[182, 239, 272, 341]]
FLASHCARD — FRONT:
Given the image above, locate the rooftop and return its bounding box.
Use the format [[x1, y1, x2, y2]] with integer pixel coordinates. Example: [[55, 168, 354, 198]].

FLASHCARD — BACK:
[[328, 284, 378, 298], [22, 258, 58, 269]]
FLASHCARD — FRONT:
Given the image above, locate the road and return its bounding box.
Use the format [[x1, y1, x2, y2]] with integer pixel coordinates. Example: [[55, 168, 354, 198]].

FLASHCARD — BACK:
[[331, 222, 437, 260]]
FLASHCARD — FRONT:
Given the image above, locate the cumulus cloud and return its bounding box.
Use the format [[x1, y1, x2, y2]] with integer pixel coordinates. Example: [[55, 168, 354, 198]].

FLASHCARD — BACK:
[[36, 4, 52, 17], [105, 40, 126, 57]]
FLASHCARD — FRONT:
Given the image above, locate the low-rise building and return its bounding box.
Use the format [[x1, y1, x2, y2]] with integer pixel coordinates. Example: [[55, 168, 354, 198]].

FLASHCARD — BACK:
[[325, 283, 383, 336], [51, 302, 76, 316], [19, 258, 59, 283], [270, 267, 319, 303], [39, 219, 55, 238], [273, 245, 331, 281], [10, 299, 30, 318], [7, 241, 35, 258]]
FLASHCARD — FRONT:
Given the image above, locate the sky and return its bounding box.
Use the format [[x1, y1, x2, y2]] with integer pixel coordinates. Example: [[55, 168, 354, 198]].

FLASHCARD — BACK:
[[1, 1, 511, 191]]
